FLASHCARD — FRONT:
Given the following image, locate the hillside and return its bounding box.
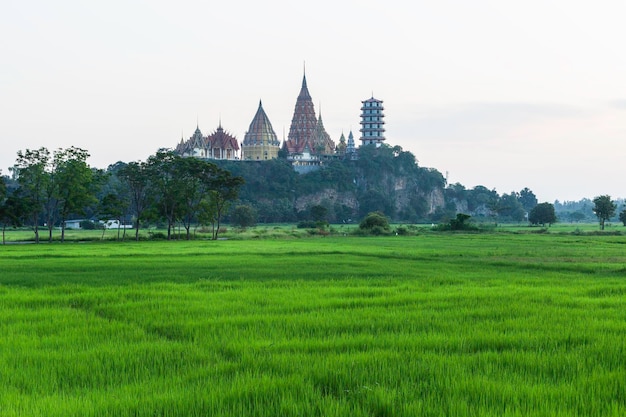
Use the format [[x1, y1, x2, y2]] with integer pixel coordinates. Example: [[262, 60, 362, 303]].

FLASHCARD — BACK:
[[216, 145, 446, 223]]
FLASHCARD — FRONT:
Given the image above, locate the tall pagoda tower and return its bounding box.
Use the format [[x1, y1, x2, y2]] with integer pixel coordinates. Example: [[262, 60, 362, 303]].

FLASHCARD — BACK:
[[241, 101, 280, 160], [285, 73, 317, 154], [312, 110, 335, 154], [359, 97, 386, 147]]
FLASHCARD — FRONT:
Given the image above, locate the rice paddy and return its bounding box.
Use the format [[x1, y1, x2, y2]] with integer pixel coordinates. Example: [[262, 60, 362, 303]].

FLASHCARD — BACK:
[[1, 233, 626, 416]]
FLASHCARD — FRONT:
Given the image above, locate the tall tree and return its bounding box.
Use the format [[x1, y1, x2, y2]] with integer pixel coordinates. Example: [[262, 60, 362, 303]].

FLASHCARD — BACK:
[[207, 168, 244, 240], [0, 193, 25, 245], [592, 195, 616, 230], [528, 202, 557, 227], [518, 187, 538, 212], [177, 157, 219, 240], [118, 161, 149, 241], [498, 192, 526, 222], [12, 147, 51, 243], [146, 150, 186, 240], [0, 174, 6, 207], [230, 204, 257, 230], [98, 193, 128, 240], [54, 147, 97, 242]]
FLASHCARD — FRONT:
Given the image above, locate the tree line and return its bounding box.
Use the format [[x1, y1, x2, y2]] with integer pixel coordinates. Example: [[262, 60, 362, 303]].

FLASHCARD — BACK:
[[2, 144, 625, 242], [0, 148, 243, 243]]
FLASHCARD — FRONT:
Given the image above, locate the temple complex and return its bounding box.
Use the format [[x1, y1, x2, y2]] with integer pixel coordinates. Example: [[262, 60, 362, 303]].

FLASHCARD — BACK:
[[175, 69, 390, 166]]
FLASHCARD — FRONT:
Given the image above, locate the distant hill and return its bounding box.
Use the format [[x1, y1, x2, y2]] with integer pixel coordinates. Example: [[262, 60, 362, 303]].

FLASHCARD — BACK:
[[215, 145, 447, 223]]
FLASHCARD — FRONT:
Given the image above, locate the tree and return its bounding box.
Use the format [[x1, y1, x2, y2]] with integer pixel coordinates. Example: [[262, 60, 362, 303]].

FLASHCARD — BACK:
[[518, 187, 538, 212], [118, 161, 149, 241], [54, 147, 97, 242], [310, 205, 328, 223], [0, 174, 6, 207], [12, 147, 51, 243], [449, 213, 473, 230], [98, 193, 128, 240], [359, 211, 391, 235], [498, 192, 526, 222], [619, 209, 626, 226], [206, 169, 244, 240], [592, 195, 616, 230], [176, 157, 219, 240], [528, 202, 557, 227], [0, 193, 25, 245], [231, 205, 257, 230], [146, 150, 186, 240]]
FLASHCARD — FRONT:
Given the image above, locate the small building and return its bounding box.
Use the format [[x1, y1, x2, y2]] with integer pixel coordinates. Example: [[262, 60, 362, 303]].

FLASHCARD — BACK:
[[64, 219, 87, 229], [287, 143, 322, 173]]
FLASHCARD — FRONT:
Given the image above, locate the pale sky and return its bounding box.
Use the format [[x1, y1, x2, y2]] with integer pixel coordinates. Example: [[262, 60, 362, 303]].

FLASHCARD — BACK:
[[2, 0, 625, 202]]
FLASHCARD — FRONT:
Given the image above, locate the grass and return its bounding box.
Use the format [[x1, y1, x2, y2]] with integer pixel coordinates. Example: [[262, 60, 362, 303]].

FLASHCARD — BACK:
[[1, 234, 626, 415]]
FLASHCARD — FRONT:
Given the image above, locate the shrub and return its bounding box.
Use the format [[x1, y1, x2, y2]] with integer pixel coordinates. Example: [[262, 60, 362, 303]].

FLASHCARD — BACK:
[[79, 220, 97, 230], [149, 232, 167, 240], [359, 212, 391, 235], [297, 220, 317, 229], [231, 205, 257, 229], [396, 226, 408, 235]]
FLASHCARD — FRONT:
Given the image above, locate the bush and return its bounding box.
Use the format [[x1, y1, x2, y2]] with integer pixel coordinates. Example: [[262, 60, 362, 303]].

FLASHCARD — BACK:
[[434, 213, 478, 231], [79, 220, 98, 230], [396, 226, 408, 235], [149, 232, 167, 240], [297, 220, 317, 229], [359, 212, 391, 235], [231, 205, 257, 229]]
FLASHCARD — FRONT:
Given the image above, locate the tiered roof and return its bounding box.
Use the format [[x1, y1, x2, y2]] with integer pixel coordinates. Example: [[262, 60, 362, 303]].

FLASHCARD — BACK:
[[242, 101, 280, 147], [175, 124, 239, 160], [284, 74, 334, 155], [207, 124, 239, 151], [312, 111, 335, 154]]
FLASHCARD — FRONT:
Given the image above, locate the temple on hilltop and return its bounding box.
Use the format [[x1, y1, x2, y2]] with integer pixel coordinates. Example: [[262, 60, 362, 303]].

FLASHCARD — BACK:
[[173, 69, 390, 166], [283, 73, 336, 157], [359, 97, 386, 147], [241, 101, 281, 160], [175, 123, 240, 160]]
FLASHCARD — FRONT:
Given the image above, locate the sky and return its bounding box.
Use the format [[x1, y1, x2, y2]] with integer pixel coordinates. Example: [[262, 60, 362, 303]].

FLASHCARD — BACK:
[[2, 0, 625, 203]]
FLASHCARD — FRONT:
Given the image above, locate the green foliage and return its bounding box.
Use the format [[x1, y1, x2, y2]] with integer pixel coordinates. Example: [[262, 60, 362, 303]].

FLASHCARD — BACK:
[[12, 147, 50, 242], [619, 209, 626, 226], [496, 192, 526, 222], [450, 213, 473, 230], [297, 220, 317, 229], [529, 202, 557, 227], [117, 161, 150, 241], [592, 195, 617, 230], [230, 204, 257, 229], [216, 146, 446, 223], [436, 213, 477, 231], [54, 147, 97, 241], [518, 187, 538, 212], [359, 211, 391, 234], [309, 204, 328, 222]]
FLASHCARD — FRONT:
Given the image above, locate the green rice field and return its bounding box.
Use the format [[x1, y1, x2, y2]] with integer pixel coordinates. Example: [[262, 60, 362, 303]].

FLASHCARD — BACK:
[[1, 233, 626, 416]]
